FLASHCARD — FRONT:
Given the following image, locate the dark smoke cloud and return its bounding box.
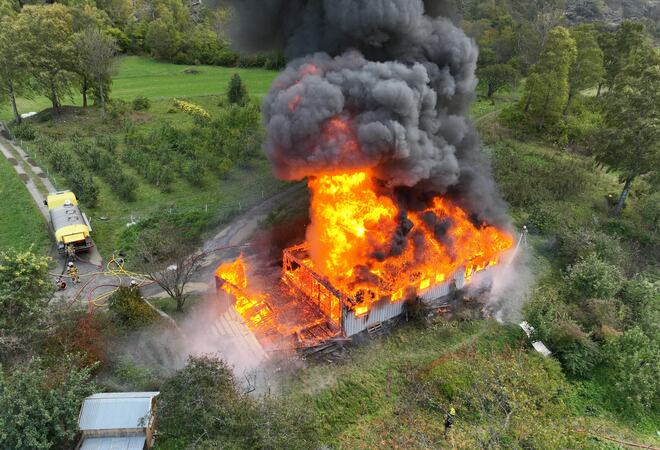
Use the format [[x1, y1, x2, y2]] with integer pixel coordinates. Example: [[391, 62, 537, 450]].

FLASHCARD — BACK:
[[223, 0, 509, 227]]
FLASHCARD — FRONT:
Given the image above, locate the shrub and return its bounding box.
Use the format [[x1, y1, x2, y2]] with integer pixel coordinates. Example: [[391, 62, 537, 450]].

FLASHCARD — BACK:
[[66, 164, 99, 207], [10, 122, 36, 141], [557, 227, 628, 267], [564, 253, 623, 301], [132, 95, 151, 111], [604, 327, 660, 413], [108, 286, 158, 328], [227, 73, 248, 106], [95, 134, 118, 153], [107, 99, 130, 120], [106, 166, 138, 202], [182, 160, 206, 186]]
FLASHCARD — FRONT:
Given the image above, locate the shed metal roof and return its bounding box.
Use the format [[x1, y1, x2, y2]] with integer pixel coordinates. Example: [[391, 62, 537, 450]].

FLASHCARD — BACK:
[[80, 435, 146, 450], [78, 392, 159, 431]]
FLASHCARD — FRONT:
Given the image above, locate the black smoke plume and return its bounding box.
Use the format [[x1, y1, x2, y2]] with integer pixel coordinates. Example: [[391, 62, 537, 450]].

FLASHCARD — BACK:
[[223, 0, 509, 227]]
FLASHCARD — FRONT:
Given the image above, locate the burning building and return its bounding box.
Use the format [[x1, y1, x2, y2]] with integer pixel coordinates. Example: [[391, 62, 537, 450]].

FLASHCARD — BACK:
[[215, 0, 515, 353]]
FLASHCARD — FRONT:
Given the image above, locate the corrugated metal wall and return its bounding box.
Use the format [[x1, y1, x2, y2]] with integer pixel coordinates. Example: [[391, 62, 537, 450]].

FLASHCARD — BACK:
[[342, 300, 405, 337], [341, 266, 471, 337], [420, 280, 450, 302]]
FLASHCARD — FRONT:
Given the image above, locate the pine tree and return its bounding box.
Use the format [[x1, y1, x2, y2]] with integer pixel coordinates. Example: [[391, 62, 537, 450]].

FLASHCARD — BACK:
[[520, 26, 576, 129], [227, 73, 248, 106], [594, 44, 660, 217], [565, 25, 604, 115]]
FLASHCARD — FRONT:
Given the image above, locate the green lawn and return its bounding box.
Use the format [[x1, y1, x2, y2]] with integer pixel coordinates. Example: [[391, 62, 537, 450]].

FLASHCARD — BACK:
[[0, 156, 50, 252], [1, 56, 279, 120]]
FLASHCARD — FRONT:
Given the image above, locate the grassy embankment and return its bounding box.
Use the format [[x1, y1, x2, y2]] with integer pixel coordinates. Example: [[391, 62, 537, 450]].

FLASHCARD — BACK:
[[3, 56, 285, 256], [0, 156, 50, 251]]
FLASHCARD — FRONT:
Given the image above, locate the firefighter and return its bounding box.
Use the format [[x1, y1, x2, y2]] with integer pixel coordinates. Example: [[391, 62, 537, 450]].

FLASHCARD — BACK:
[[444, 407, 456, 440], [66, 261, 80, 284], [66, 243, 76, 260], [129, 279, 140, 292], [55, 276, 66, 290]]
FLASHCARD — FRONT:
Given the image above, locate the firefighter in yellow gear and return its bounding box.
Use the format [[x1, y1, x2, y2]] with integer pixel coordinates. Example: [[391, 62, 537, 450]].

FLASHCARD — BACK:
[[66, 261, 80, 284], [66, 244, 76, 259], [444, 407, 456, 439]]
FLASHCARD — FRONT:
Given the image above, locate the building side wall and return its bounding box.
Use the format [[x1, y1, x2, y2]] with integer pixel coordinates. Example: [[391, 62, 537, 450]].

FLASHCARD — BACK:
[[342, 300, 405, 337]]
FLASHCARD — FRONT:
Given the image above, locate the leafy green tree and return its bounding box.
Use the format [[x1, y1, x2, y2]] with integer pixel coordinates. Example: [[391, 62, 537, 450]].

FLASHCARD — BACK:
[[564, 253, 622, 300], [144, 17, 181, 60], [565, 25, 604, 115], [74, 27, 117, 113], [227, 73, 248, 106], [13, 5, 77, 114], [604, 327, 659, 412], [156, 355, 254, 447], [0, 356, 97, 450], [0, 11, 30, 124], [478, 63, 517, 101], [520, 26, 576, 129], [594, 44, 659, 216], [599, 21, 645, 93], [0, 249, 52, 344], [157, 355, 319, 449]]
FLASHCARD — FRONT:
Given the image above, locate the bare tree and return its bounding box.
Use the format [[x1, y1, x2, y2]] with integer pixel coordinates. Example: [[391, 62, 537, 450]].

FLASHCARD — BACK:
[[134, 223, 206, 312], [75, 27, 117, 116]]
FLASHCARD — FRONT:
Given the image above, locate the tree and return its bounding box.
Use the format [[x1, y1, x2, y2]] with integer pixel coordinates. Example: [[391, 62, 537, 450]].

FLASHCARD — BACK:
[[156, 355, 254, 447], [227, 73, 248, 106], [594, 44, 660, 216], [0, 356, 97, 450], [520, 26, 576, 129], [133, 222, 205, 311], [600, 21, 645, 93], [13, 5, 77, 114], [478, 63, 517, 101], [564, 253, 622, 300], [108, 286, 158, 328], [0, 11, 30, 124], [0, 249, 52, 353], [604, 327, 659, 412], [565, 25, 604, 115], [157, 355, 319, 449], [75, 27, 117, 115]]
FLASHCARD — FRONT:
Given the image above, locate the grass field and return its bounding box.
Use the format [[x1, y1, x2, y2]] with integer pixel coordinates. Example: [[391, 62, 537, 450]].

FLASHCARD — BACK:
[[1, 56, 279, 120], [0, 156, 50, 252]]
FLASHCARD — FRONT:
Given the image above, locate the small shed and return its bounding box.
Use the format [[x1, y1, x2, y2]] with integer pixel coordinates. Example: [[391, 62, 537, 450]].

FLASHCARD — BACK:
[[76, 392, 159, 450]]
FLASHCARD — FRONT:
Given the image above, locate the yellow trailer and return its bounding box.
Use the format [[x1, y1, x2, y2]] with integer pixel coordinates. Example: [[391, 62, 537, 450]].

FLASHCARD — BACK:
[[45, 191, 94, 254]]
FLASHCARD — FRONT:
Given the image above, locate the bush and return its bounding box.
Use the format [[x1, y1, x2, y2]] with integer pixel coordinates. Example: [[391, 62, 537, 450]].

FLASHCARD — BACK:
[[0, 356, 97, 450], [66, 164, 99, 207], [107, 99, 130, 120], [604, 327, 660, 413], [132, 95, 151, 111], [227, 73, 248, 106], [557, 227, 628, 267], [108, 286, 158, 328], [106, 166, 138, 202], [95, 134, 118, 153], [564, 253, 623, 301], [10, 122, 36, 141]]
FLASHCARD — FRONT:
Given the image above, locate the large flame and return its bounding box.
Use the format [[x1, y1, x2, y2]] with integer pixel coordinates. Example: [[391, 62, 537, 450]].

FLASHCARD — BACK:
[[216, 115, 514, 344], [304, 170, 513, 308]]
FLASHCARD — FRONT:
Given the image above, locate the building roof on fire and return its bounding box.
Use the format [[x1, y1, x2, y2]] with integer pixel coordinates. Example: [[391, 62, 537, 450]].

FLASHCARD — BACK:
[[78, 392, 159, 431]]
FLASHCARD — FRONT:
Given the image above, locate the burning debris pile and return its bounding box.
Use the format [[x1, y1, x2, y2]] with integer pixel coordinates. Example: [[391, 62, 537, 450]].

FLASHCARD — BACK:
[[216, 0, 514, 351]]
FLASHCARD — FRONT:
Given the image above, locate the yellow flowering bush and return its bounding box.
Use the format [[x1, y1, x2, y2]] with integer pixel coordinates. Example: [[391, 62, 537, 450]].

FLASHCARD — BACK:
[[173, 99, 211, 122]]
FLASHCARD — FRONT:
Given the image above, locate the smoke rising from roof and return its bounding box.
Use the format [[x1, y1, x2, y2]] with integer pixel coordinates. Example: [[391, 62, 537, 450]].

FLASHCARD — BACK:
[[223, 0, 509, 226]]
